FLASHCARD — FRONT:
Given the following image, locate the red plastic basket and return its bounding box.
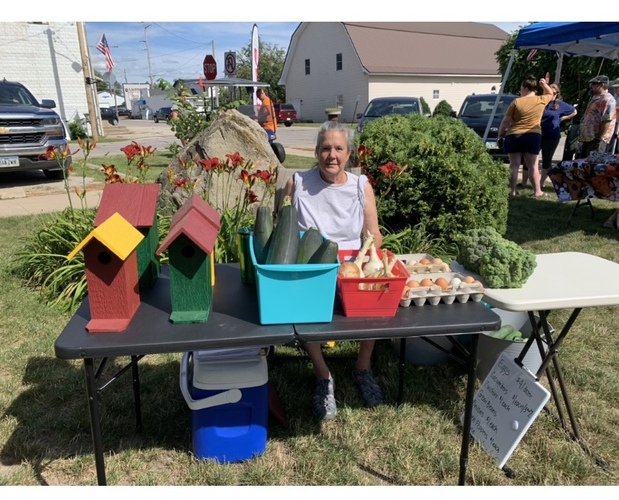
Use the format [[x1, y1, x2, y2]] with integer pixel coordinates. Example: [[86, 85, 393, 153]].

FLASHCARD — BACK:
[[336, 249, 410, 317]]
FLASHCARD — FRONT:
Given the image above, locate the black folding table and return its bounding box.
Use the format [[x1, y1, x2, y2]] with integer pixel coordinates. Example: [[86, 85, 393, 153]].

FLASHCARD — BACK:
[[55, 263, 501, 486]]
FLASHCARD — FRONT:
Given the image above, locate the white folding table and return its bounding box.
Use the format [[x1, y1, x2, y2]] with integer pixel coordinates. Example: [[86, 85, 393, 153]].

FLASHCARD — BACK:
[[482, 252, 619, 469]]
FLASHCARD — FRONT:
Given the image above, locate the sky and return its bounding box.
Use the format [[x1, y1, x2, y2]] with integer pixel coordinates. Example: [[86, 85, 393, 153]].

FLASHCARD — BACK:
[[6, 1, 589, 87]]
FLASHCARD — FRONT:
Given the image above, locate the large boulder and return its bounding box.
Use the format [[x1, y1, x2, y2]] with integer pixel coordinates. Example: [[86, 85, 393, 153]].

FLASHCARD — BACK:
[[156, 109, 282, 215]]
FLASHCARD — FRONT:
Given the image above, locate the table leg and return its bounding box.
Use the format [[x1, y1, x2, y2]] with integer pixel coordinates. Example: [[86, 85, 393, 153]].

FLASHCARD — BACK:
[[458, 333, 479, 486], [397, 338, 406, 405], [84, 358, 107, 486], [529, 309, 610, 469], [131, 355, 143, 433]]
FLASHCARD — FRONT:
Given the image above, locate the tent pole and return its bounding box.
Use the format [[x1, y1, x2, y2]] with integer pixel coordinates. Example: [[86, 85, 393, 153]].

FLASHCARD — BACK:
[[554, 53, 564, 83], [483, 49, 517, 143]]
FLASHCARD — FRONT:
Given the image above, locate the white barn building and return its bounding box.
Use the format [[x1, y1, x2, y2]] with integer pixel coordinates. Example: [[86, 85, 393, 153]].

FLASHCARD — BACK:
[[279, 22, 509, 123]]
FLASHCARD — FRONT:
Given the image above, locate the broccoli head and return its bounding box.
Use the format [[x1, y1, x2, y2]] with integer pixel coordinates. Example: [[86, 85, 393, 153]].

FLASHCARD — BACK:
[[455, 227, 503, 273], [478, 239, 537, 288]]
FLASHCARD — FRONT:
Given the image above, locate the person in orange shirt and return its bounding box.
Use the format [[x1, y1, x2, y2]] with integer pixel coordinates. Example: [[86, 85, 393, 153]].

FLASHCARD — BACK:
[[256, 89, 277, 135]]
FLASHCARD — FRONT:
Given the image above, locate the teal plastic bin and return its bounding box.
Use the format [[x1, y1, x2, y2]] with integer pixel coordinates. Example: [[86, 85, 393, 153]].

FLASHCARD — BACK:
[[249, 232, 339, 325]]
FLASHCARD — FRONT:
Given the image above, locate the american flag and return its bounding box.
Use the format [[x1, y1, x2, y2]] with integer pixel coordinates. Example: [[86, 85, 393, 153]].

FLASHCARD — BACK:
[[96, 34, 114, 73]]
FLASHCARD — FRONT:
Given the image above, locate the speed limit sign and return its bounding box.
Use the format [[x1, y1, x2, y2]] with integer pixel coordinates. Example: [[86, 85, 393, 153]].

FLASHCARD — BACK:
[[224, 51, 236, 77]]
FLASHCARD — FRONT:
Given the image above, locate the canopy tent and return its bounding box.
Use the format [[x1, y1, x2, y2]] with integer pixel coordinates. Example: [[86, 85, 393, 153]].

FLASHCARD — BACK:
[[482, 22, 619, 142], [514, 22, 619, 59]]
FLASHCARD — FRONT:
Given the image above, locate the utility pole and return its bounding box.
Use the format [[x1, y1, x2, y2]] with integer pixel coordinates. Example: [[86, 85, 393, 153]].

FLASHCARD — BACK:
[[76, 22, 99, 141], [143, 23, 154, 88]]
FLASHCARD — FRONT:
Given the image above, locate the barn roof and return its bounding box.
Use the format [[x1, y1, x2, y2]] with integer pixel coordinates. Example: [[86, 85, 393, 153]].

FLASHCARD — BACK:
[[68, 212, 144, 261], [343, 22, 509, 76], [94, 183, 160, 228]]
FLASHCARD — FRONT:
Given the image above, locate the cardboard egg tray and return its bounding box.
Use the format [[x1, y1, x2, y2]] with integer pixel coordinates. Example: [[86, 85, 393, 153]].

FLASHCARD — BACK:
[[398, 253, 451, 274], [399, 272, 485, 307]]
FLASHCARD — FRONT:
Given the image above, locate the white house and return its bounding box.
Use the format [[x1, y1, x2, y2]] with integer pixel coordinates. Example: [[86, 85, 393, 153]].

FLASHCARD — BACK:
[[97, 91, 125, 108], [279, 22, 509, 123], [0, 22, 90, 125]]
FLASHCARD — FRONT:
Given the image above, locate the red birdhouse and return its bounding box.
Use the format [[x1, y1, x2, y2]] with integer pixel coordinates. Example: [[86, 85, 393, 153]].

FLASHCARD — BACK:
[[94, 183, 161, 290], [68, 212, 145, 332]]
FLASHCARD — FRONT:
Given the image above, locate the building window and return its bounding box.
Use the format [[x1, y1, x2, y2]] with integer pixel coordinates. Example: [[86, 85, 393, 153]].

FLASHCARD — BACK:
[[336, 53, 342, 71], [336, 95, 343, 108], [433, 90, 440, 100], [305, 59, 310, 75]]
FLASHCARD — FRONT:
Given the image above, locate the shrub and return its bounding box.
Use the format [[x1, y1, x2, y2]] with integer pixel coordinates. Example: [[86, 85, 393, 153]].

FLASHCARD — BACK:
[[432, 100, 454, 118], [355, 114, 509, 245], [419, 96, 431, 116]]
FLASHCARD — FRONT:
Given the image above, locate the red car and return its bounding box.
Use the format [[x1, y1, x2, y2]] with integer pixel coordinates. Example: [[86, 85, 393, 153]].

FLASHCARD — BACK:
[[274, 103, 297, 127]]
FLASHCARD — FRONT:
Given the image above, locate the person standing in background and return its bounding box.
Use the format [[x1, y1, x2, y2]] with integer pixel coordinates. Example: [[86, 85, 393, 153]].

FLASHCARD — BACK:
[[540, 83, 577, 187], [578, 75, 616, 157], [498, 75, 554, 197], [256, 88, 277, 135]]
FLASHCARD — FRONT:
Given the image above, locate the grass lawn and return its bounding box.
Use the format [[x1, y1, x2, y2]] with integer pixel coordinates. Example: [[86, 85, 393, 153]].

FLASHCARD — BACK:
[[1, 188, 619, 486]]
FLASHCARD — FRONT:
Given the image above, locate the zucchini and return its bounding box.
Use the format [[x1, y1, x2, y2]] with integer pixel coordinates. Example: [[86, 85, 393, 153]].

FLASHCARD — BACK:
[[296, 227, 324, 264], [308, 239, 339, 264], [266, 197, 300, 264], [253, 206, 274, 264]]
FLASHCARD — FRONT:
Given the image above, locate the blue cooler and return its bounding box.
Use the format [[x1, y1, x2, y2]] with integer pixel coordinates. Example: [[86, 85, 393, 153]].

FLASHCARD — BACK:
[[179, 349, 269, 463]]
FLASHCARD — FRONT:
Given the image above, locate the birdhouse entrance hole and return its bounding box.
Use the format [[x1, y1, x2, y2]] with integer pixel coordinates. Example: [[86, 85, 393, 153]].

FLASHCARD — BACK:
[[182, 246, 196, 259], [98, 251, 112, 265]]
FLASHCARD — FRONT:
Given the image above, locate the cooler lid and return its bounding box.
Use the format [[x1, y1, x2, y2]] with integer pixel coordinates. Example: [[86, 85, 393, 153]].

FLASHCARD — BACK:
[[192, 354, 268, 390]]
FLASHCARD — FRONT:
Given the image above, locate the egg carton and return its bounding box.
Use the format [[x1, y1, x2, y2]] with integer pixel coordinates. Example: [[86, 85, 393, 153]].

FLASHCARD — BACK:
[[398, 253, 451, 274], [399, 272, 485, 307]]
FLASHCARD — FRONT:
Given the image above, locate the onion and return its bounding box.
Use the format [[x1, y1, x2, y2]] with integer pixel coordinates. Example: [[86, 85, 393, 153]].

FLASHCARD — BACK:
[[338, 261, 361, 278]]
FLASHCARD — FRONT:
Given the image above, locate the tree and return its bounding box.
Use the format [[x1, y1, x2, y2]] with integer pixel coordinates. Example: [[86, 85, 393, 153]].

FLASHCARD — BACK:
[[94, 69, 122, 94], [432, 100, 454, 117], [155, 78, 173, 91], [496, 28, 619, 110], [235, 37, 286, 104], [419, 97, 431, 116]]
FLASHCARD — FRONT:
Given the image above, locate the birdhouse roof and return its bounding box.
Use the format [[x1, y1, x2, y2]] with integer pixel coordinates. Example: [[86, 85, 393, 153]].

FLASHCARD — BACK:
[[68, 212, 145, 261], [156, 200, 220, 256], [171, 194, 221, 230], [94, 183, 160, 228]]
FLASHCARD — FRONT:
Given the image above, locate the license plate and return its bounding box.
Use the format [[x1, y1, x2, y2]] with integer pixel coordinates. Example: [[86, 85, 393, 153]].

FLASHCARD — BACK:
[[485, 141, 498, 149], [0, 156, 19, 168]]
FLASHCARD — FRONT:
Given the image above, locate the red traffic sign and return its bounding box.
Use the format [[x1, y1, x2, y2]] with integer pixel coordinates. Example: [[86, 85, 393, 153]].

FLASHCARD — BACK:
[[203, 55, 217, 81]]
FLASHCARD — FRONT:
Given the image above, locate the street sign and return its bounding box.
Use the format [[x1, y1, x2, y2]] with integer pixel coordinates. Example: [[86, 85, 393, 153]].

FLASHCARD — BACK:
[[224, 52, 237, 77], [203, 55, 217, 80]]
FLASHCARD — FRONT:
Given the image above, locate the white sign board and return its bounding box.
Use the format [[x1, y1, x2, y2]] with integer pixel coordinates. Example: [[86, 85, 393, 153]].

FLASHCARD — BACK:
[[469, 352, 550, 468], [224, 51, 237, 77]]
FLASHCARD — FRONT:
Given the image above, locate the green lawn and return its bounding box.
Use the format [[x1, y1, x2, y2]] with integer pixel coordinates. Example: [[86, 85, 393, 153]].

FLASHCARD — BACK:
[[1, 191, 619, 485]]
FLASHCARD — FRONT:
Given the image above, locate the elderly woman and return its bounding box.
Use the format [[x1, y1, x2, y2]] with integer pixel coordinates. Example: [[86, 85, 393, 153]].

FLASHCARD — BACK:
[[280, 121, 384, 420], [498, 75, 554, 197]]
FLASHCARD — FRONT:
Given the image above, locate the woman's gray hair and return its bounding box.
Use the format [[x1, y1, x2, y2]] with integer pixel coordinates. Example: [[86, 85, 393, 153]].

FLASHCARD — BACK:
[[314, 121, 355, 157]]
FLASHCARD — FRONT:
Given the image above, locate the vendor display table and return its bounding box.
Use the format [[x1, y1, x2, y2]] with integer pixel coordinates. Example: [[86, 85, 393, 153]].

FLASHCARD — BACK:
[[482, 252, 619, 469], [549, 158, 619, 224], [55, 264, 500, 486]]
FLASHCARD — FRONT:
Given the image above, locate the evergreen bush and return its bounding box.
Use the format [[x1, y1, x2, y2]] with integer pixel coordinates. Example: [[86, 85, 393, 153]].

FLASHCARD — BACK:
[[355, 114, 509, 245], [432, 100, 454, 117]]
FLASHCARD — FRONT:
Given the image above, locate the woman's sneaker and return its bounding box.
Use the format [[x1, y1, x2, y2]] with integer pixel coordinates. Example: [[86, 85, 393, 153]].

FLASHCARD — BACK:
[[352, 368, 384, 407], [312, 377, 337, 420]]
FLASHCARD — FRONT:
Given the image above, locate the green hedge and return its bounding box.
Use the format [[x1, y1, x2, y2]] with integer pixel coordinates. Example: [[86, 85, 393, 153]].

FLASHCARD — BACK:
[[356, 114, 509, 244]]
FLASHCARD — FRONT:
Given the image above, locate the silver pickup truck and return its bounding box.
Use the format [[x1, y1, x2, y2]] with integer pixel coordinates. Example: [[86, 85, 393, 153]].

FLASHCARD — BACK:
[[0, 79, 70, 179]]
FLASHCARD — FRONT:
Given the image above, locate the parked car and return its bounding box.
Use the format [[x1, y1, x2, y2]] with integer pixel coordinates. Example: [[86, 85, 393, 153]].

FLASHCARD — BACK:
[[274, 103, 297, 127], [0, 79, 70, 179], [116, 104, 131, 117], [153, 107, 172, 123], [354, 96, 422, 135], [453, 93, 517, 159], [100, 107, 119, 125]]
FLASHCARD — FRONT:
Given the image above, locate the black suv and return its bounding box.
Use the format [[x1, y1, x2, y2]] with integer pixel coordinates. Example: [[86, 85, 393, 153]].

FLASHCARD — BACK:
[[453, 93, 516, 159], [100, 107, 119, 125], [0, 79, 70, 179], [153, 107, 172, 123]]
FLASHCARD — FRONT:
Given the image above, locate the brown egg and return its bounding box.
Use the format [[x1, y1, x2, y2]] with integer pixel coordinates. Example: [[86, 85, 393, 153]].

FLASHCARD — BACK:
[[419, 258, 432, 265], [435, 277, 450, 290], [463, 276, 476, 284], [420, 278, 434, 287], [432, 258, 443, 264], [407, 279, 421, 288]]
